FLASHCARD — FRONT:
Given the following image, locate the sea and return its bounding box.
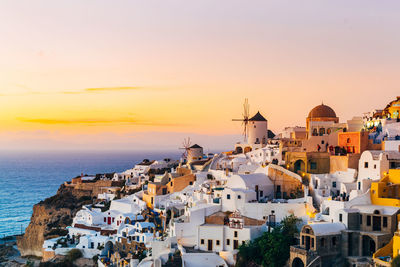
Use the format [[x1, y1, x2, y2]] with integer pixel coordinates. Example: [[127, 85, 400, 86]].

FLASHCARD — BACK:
[[0, 150, 181, 238]]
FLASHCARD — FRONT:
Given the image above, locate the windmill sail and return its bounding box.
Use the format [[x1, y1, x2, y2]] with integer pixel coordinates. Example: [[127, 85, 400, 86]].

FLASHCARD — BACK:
[[232, 98, 250, 142]]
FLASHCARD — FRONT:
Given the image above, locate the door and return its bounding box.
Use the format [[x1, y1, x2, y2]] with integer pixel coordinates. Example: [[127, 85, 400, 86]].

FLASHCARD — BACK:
[[233, 240, 239, 249], [207, 240, 213, 251], [255, 185, 259, 201], [305, 236, 310, 250], [107, 217, 111, 225], [373, 216, 381, 231]]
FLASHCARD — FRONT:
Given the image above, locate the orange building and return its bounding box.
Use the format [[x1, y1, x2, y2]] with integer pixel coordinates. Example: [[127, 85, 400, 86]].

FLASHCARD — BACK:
[[338, 131, 382, 154], [338, 132, 369, 154], [143, 167, 196, 208]]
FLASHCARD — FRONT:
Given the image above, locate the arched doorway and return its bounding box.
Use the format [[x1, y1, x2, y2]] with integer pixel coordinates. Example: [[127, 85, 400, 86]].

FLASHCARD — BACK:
[[101, 241, 114, 257], [235, 147, 243, 154], [294, 160, 305, 173], [292, 257, 305, 267], [244, 147, 252, 153], [362, 235, 376, 256]]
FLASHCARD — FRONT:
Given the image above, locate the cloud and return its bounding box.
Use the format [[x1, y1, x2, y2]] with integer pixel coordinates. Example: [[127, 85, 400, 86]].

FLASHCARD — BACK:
[[0, 86, 142, 96], [84, 87, 142, 92], [16, 117, 182, 127], [61, 86, 142, 94]]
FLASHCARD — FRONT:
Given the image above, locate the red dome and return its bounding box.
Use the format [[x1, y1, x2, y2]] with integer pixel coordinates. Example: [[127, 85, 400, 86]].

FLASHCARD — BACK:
[[308, 104, 337, 118]]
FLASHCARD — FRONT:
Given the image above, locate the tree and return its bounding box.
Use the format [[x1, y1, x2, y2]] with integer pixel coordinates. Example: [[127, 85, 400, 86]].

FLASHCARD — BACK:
[[66, 248, 83, 262], [236, 214, 301, 267], [392, 255, 400, 267]]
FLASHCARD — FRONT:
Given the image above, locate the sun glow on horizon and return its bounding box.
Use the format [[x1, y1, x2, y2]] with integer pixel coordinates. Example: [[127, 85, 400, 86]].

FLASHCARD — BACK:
[[1, 0, 400, 150]]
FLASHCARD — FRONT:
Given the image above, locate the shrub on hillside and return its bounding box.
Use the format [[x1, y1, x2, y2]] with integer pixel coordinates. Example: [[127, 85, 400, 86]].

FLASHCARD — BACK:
[[66, 248, 82, 262]]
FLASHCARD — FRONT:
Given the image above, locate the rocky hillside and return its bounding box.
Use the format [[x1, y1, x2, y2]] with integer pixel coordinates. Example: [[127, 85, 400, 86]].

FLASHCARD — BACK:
[[17, 184, 93, 257]]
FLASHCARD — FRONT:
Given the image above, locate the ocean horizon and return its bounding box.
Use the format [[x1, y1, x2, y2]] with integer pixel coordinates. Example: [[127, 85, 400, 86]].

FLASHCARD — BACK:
[[0, 150, 182, 237]]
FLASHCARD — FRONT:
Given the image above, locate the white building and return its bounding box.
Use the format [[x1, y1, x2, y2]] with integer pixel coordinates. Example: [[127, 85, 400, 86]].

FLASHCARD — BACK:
[[196, 211, 267, 255], [224, 173, 274, 204], [357, 150, 400, 193], [73, 208, 104, 227], [246, 145, 282, 166], [109, 194, 147, 214]]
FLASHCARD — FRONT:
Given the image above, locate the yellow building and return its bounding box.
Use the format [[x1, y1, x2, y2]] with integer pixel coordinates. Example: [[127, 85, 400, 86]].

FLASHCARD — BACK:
[[285, 151, 331, 175], [373, 221, 400, 266], [383, 96, 400, 120], [371, 169, 400, 207]]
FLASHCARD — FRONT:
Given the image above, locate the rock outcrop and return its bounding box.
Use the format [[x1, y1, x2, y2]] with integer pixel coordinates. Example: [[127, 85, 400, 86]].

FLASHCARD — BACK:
[[17, 184, 93, 257]]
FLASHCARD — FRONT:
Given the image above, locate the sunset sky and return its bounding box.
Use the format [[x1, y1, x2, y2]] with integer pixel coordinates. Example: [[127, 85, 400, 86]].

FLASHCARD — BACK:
[[1, 0, 399, 151]]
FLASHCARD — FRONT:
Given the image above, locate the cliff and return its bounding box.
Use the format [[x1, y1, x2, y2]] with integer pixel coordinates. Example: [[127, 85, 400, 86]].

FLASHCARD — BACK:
[[16, 184, 93, 257]]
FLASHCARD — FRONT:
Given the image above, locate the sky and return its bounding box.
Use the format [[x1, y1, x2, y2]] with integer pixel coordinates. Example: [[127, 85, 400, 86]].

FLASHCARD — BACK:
[[0, 0, 399, 151]]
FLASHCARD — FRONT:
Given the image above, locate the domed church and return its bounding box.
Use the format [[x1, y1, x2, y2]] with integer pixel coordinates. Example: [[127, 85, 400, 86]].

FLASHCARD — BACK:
[[306, 103, 344, 138]]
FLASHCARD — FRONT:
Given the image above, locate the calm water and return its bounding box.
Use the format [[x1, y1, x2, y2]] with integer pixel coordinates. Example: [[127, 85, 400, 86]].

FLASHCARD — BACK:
[[0, 150, 180, 237]]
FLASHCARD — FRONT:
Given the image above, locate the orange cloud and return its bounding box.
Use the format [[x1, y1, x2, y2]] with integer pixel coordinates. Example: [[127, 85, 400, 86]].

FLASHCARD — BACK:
[[16, 117, 182, 127], [84, 86, 142, 92], [0, 87, 142, 96]]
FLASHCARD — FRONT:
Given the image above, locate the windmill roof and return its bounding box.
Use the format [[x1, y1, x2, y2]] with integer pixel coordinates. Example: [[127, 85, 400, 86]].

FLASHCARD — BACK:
[[249, 111, 267, 121], [190, 144, 202, 149], [268, 130, 275, 139]]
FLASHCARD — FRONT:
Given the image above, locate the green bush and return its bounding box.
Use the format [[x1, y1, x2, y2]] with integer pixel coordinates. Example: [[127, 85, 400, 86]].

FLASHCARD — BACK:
[[236, 214, 301, 267], [392, 255, 400, 267], [66, 248, 82, 262], [92, 255, 99, 263]]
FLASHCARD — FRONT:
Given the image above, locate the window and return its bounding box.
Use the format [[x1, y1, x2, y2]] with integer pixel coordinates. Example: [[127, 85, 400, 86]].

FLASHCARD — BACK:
[[201, 239, 204, 245], [189, 181, 193, 185], [321, 238, 325, 247], [339, 213, 342, 222], [104, 217, 106, 222], [358, 182, 361, 190], [260, 191, 263, 197], [367, 215, 371, 226], [332, 182, 337, 188], [311, 238, 314, 248], [227, 194, 231, 200], [226, 239, 230, 245], [364, 162, 369, 168], [302, 236, 304, 245], [374, 164, 377, 169], [170, 182, 173, 186], [234, 231, 238, 238], [237, 195, 241, 199], [321, 140, 325, 144], [383, 217, 388, 228], [310, 162, 317, 170], [216, 240, 220, 246], [359, 214, 362, 225], [332, 237, 337, 246]]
